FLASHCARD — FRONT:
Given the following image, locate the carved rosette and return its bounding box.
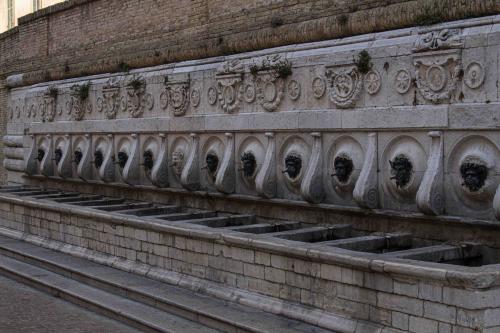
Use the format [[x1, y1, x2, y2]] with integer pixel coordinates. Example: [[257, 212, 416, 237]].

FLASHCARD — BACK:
[[414, 51, 462, 104], [325, 65, 362, 108], [216, 60, 244, 113], [253, 55, 290, 112], [102, 81, 121, 119], [165, 78, 190, 116]]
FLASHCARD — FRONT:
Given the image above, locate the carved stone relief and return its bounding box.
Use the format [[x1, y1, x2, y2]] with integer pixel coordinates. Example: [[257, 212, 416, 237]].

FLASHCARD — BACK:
[[252, 55, 290, 112], [102, 79, 121, 119], [207, 87, 217, 105], [165, 76, 190, 116], [312, 77, 326, 99], [353, 133, 378, 209], [125, 77, 153, 118], [237, 136, 265, 194], [68, 85, 91, 121], [364, 70, 381, 95], [93, 134, 115, 183], [381, 135, 427, 206], [191, 88, 201, 108], [414, 50, 462, 103], [328, 135, 364, 201], [287, 80, 301, 100], [180, 133, 200, 191], [54, 135, 72, 179], [201, 136, 225, 187], [278, 135, 311, 197], [72, 134, 92, 180], [447, 135, 499, 212], [150, 134, 169, 188], [216, 59, 244, 113], [116, 134, 140, 185], [464, 62, 485, 89], [300, 132, 324, 203], [169, 136, 190, 186], [215, 133, 236, 194], [42, 87, 57, 122], [413, 29, 463, 53], [326, 65, 362, 108], [394, 69, 412, 94], [255, 132, 277, 199]]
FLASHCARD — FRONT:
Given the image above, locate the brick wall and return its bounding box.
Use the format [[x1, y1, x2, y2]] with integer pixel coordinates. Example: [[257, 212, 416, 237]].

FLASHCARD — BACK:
[[0, 0, 498, 183]]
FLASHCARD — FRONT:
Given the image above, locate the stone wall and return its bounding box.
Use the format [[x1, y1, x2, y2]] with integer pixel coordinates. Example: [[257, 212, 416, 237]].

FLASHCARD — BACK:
[[6, 16, 500, 221], [1, 192, 499, 332], [0, 0, 499, 183]]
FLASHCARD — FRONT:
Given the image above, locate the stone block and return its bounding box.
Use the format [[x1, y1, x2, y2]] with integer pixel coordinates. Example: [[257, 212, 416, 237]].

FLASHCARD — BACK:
[[377, 293, 423, 316], [424, 302, 457, 324], [409, 316, 438, 333]]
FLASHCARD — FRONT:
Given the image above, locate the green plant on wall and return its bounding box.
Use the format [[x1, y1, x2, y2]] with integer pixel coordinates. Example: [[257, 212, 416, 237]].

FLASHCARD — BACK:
[[355, 50, 372, 74], [127, 77, 145, 91], [72, 82, 90, 101], [48, 86, 58, 99], [117, 61, 131, 73], [249, 59, 292, 79]]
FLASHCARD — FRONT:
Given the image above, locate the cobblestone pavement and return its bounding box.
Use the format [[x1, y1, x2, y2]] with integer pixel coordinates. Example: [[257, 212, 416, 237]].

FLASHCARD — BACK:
[[0, 274, 143, 333]]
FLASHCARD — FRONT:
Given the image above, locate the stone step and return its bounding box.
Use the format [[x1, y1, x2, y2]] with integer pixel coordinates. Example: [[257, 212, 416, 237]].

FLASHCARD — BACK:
[[180, 215, 256, 228], [118, 205, 181, 216], [149, 211, 218, 221], [52, 195, 103, 203], [91, 202, 154, 212], [16, 190, 61, 197], [0, 252, 223, 333], [0, 235, 337, 333], [224, 222, 303, 234], [30, 192, 81, 199], [268, 225, 351, 242], [73, 198, 126, 207]]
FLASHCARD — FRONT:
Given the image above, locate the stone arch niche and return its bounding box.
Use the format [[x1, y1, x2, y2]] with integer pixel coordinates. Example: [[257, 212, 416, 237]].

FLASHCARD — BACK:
[[54, 135, 72, 179], [323, 134, 365, 206], [168, 135, 190, 189], [24, 135, 39, 176], [380, 134, 428, 211], [277, 134, 311, 201], [200, 135, 226, 192], [115, 134, 140, 186], [236, 135, 266, 196], [141, 134, 168, 188], [38, 134, 54, 177], [92, 134, 115, 183], [446, 134, 500, 219], [72, 134, 92, 180]]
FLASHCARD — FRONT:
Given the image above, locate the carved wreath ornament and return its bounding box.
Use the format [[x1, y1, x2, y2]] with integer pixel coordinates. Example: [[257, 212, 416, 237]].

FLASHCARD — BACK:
[[326, 66, 362, 108], [414, 52, 462, 103], [216, 59, 244, 113], [165, 78, 190, 117], [102, 79, 121, 119], [252, 55, 291, 112]]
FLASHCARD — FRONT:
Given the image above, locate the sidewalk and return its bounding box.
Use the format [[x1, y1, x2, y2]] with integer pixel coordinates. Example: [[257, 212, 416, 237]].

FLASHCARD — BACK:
[[0, 274, 142, 333]]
